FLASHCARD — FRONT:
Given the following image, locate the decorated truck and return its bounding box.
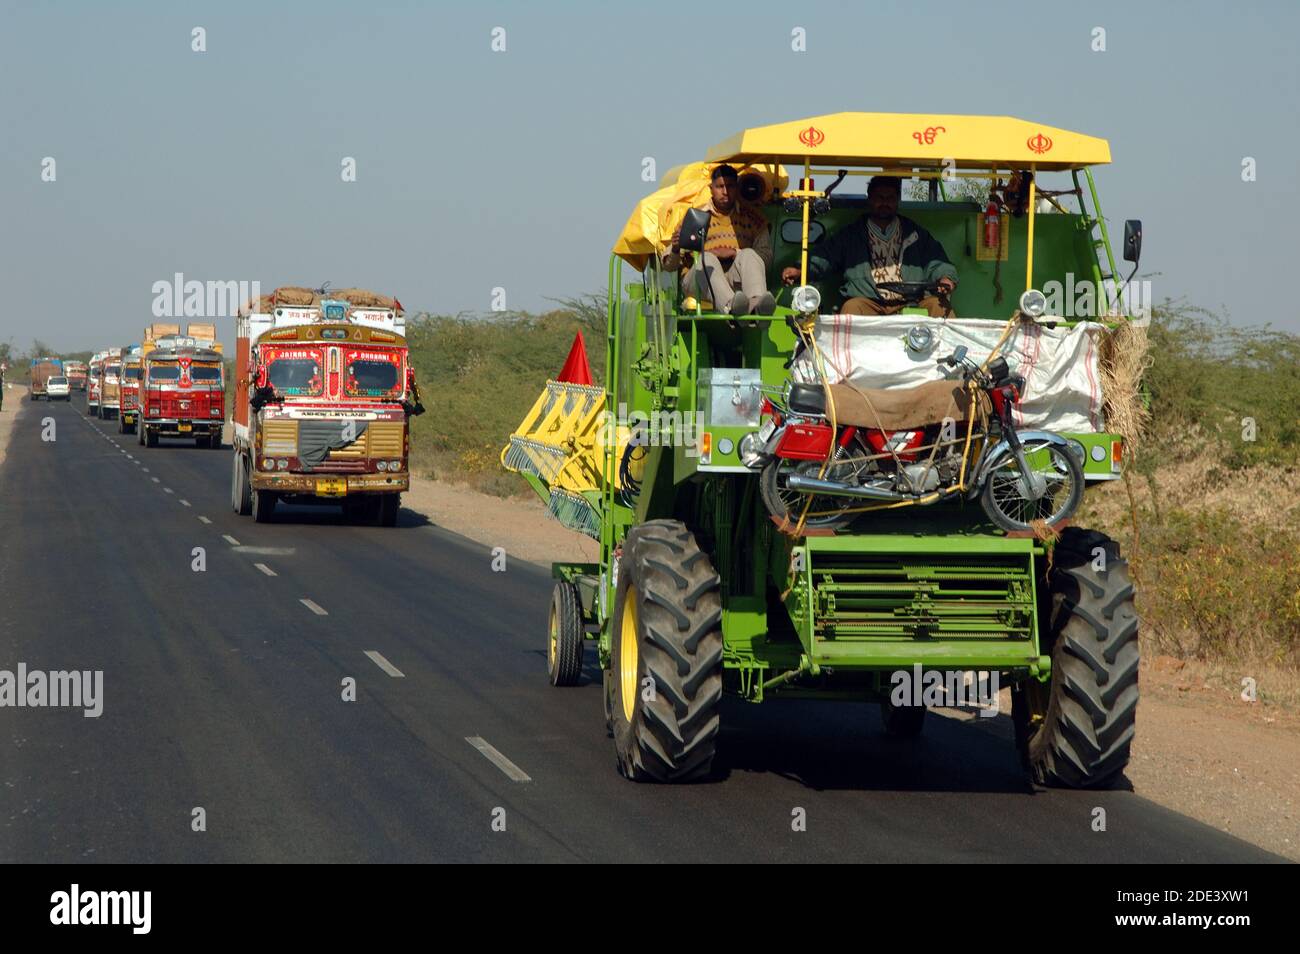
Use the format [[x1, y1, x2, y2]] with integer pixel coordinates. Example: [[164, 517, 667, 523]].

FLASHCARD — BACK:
[[29, 357, 64, 400], [137, 323, 225, 448], [117, 345, 143, 434], [231, 287, 421, 525], [86, 353, 105, 414], [64, 361, 88, 391], [504, 112, 1144, 788], [95, 348, 122, 419]]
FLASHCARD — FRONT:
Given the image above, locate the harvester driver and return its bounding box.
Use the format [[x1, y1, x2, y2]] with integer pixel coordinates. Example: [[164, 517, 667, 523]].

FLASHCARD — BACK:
[[783, 175, 957, 317]]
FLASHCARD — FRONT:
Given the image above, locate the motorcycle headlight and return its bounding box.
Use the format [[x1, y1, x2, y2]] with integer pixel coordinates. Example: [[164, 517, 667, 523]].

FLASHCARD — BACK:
[[905, 324, 934, 353], [1019, 288, 1048, 319], [792, 284, 821, 316], [738, 432, 766, 469]]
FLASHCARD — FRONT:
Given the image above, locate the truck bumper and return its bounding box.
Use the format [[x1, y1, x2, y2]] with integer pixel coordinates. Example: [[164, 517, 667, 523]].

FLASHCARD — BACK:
[[146, 418, 220, 436], [250, 471, 409, 495]]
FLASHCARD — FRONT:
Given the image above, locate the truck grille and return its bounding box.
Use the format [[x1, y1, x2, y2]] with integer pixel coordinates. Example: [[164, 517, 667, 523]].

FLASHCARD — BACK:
[[326, 421, 404, 461], [261, 419, 299, 456]]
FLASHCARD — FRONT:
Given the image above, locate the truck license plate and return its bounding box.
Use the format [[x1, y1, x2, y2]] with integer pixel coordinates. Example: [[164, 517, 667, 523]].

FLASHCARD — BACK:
[[178, 423, 192, 432], [316, 477, 347, 496]]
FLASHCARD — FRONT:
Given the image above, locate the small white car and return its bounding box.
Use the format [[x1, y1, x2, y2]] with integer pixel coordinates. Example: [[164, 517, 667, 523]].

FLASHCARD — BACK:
[[47, 376, 71, 400]]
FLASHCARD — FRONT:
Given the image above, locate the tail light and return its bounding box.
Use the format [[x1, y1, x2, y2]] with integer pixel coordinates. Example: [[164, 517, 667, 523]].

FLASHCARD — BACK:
[[1112, 439, 1123, 473]]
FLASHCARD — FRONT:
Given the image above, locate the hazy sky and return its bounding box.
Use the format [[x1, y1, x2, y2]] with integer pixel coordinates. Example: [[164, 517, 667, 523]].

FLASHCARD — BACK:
[[2, 0, 1297, 353]]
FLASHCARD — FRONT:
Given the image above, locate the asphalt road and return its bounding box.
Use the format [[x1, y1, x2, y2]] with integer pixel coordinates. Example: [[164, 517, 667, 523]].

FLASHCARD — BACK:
[[0, 394, 1283, 862]]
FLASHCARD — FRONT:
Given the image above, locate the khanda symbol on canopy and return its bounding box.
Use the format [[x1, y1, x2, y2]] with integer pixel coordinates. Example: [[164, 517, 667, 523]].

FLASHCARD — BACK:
[[1027, 132, 1054, 154], [912, 126, 946, 145], [798, 125, 825, 148]]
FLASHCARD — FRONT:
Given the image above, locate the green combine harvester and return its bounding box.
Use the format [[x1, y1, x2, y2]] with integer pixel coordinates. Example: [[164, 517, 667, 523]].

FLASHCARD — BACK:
[[504, 112, 1141, 787]]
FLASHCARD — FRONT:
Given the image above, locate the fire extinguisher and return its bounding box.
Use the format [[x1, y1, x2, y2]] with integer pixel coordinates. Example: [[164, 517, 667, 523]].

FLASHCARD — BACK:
[[983, 201, 1001, 249]]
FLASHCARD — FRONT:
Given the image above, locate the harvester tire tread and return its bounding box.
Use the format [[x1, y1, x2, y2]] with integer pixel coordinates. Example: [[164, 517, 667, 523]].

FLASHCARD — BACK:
[[610, 519, 722, 782], [1018, 527, 1138, 789]]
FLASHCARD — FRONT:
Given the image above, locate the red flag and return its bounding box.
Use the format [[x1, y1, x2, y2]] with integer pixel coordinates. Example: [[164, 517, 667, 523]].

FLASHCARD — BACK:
[[556, 330, 593, 385]]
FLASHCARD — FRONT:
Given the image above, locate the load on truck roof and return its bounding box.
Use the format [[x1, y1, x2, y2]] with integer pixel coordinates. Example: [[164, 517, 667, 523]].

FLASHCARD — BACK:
[[238, 286, 403, 317]]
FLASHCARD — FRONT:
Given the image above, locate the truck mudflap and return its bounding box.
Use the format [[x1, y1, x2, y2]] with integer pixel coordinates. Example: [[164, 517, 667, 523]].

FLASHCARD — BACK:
[[785, 534, 1044, 672]]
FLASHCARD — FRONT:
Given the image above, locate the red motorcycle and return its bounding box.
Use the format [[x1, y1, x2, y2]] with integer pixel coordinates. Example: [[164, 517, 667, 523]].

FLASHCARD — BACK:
[[741, 346, 1084, 532]]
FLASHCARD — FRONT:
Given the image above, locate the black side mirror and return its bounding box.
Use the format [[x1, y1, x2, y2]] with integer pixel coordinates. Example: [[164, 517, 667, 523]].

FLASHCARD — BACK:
[[1123, 219, 1142, 263], [678, 208, 711, 253]]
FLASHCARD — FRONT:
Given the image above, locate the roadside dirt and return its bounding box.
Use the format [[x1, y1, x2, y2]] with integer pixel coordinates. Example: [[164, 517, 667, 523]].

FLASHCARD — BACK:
[[0, 385, 28, 468], [399, 475, 1300, 861]]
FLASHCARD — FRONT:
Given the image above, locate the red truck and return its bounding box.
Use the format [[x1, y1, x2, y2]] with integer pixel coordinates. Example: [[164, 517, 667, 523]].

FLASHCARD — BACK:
[[137, 323, 225, 448], [64, 361, 88, 391], [231, 287, 420, 525], [117, 346, 143, 434]]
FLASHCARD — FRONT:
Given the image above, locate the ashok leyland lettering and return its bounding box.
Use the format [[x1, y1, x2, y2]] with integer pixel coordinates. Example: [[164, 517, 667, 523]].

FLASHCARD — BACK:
[[231, 287, 421, 526]]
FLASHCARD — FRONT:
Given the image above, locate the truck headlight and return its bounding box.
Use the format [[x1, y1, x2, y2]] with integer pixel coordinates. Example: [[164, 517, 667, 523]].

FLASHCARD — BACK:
[[377, 460, 389, 471]]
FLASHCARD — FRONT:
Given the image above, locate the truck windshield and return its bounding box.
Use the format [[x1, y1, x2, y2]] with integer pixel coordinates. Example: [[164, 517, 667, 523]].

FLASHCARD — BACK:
[[345, 360, 400, 396], [191, 366, 222, 383], [124, 367, 142, 379], [149, 365, 181, 381], [106, 366, 121, 376], [268, 358, 322, 395]]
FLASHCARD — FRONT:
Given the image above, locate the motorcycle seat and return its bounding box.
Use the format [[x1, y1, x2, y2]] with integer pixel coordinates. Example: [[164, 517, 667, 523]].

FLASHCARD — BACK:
[[802, 379, 986, 430]]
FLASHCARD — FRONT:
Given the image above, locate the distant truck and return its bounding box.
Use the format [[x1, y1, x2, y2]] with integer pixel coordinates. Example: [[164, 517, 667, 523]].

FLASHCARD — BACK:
[[137, 323, 225, 448], [86, 353, 105, 415], [64, 361, 88, 391], [29, 357, 64, 400], [95, 348, 123, 419], [231, 287, 421, 525], [117, 345, 143, 434]]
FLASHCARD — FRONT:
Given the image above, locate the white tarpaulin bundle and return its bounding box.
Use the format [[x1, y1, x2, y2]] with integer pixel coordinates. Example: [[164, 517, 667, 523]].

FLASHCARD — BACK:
[[790, 315, 1106, 433]]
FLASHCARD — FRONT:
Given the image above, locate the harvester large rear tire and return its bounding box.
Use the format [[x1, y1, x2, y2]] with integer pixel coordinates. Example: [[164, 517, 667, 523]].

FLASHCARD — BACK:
[[547, 581, 584, 687], [609, 519, 722, 782], [1014, 528, 1138, 788]]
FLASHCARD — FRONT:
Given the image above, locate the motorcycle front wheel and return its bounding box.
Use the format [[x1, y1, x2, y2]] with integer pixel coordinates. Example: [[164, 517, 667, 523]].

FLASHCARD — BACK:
[[979, 439, 1084, 532]]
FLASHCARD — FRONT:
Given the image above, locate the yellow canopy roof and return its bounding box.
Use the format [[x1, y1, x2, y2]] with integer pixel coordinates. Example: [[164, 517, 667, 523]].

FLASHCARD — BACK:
[[705, 112, 1110, 171]]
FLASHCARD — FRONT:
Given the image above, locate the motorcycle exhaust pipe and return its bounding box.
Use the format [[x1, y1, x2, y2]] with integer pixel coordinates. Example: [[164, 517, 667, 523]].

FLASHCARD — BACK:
[[784, 473, 910, 501]]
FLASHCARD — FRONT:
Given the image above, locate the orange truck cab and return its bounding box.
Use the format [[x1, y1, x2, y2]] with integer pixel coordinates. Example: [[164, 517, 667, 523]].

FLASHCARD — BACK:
[[231, 287, 420, 525]]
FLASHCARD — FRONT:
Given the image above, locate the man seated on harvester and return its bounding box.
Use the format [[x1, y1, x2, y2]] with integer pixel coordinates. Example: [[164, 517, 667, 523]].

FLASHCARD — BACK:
[[662, 164, 776, 316], [783, 175, 958, 317]]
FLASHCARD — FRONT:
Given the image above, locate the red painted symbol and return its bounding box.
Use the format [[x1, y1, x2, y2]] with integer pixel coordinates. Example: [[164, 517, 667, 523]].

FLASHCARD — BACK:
[[1027, 132, 1054, 154], [911, 125, 946, 145], [798, 125, 825, 148]]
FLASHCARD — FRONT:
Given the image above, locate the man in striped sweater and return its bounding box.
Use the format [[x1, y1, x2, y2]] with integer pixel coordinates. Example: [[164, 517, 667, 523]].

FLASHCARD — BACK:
[[662, 165, 776, 316]]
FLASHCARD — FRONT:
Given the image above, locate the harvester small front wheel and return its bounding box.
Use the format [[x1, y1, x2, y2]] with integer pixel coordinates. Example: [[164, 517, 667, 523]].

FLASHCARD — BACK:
[[1014, 528, 1138, 788], [880, 700, 927, 738], [609, 520, 722, 782], [547, 581, 584, 687]]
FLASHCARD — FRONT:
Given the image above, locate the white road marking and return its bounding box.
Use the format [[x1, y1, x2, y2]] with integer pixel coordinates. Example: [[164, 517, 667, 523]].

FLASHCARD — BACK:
[[151, 477, 160, 483], [198, 516, 212, 524], [364, 650, 405, 678], [125, 454, 133, 459], [254, 563, 277, 577], [222, 534, 241, 546], [142, 468, 149, 472], [179, 499, 191, 507], [300, 598, 328, 616], [232, 546, 294, 556], [465, 737, 532, 783], [164, 487, 174, 494]]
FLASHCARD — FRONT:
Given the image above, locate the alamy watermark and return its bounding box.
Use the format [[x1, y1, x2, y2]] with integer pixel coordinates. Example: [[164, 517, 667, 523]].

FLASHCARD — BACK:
[[1038, 273, 1152, 319], [890, 665, 1000, 716], [151, 273, 261, 319], [0, 664, 103, 717], [607, 402, 706, 457]]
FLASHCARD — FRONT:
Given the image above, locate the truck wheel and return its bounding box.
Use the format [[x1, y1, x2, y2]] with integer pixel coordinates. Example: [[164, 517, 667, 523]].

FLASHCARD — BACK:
[[231, 454, 252, 515], [377, 494, 400, 527], [609, 519, 723, 782], [1014, 528, 1138, 788], [209, 431, 223, 449], [137, 421, 145, 445], [880, 700, 927, 738], [145, 426, 158, 447], [547, 581, 584, 687], [251, 488, 276, 523]]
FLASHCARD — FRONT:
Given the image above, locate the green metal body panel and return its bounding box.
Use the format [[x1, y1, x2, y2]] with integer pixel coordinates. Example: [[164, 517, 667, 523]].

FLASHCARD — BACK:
[[588, 189, 1130, 702]]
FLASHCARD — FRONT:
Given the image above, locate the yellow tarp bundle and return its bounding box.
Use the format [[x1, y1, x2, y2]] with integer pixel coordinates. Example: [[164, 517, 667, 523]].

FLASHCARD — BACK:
[[612, 162, 788, 270]]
